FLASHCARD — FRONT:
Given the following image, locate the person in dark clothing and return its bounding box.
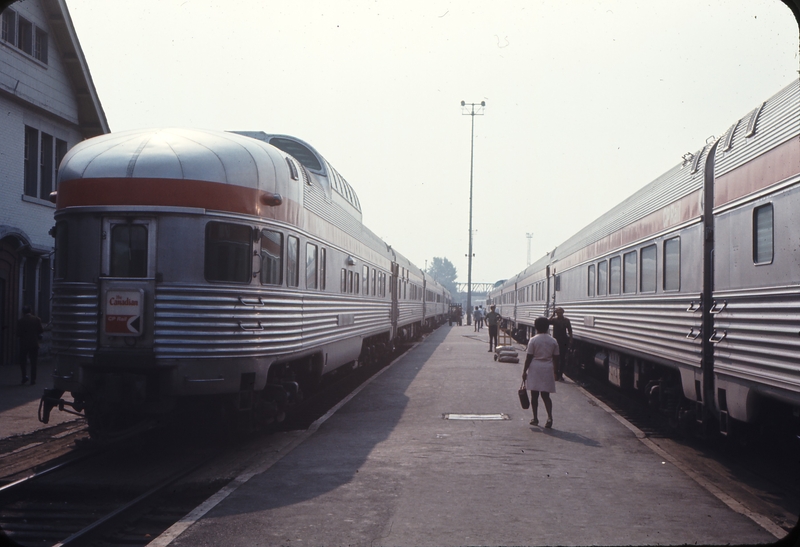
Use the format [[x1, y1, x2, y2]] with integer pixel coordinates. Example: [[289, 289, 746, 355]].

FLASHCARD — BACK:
[[17, 306, 44, 385], [548, 307, 573, 381], [485, 305, 502, 352]]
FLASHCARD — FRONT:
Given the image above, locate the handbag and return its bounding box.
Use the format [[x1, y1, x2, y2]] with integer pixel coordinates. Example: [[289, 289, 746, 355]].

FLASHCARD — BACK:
[[518, 381, 530, 410]]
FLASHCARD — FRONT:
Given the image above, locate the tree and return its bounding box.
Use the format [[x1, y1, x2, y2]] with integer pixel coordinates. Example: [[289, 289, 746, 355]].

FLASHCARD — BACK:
[[426, 257, 458, 297]]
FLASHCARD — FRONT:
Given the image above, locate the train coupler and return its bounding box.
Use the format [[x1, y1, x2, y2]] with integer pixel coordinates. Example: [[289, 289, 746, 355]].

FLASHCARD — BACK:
[[38, 389, 86, 423]]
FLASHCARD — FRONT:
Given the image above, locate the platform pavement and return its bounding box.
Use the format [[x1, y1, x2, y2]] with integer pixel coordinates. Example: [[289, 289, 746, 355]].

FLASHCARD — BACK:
[[0, 357, 81, 439], [158, 325, 776, 547]]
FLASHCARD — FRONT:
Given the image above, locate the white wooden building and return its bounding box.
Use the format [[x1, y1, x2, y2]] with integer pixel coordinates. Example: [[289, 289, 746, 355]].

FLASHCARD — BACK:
[[0, 0, 108, 365]]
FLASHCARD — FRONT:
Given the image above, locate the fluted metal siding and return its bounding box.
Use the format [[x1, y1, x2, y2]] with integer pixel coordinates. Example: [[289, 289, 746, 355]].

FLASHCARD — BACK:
[[50, 283, 99, 357], [714, 80, 800, 178], [554, 156, 704, 262], [567, 294, 702, 369], [712, 287, 800, 399], [154, 285, 391, 359]]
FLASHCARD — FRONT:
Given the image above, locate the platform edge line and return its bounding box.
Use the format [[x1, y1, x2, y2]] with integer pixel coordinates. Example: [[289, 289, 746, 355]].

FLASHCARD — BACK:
[[145, 341, 419, 547], [574, 382, 787, 540]]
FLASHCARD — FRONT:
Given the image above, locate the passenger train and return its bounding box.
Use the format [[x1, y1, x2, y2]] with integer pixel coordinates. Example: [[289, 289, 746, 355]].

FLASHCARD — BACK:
[[490, 79, 800, 438], [39, 128, 450, 435]]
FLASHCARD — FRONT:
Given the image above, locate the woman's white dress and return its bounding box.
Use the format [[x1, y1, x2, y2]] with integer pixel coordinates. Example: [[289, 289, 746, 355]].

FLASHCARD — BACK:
[[524, 333, 559, 393]]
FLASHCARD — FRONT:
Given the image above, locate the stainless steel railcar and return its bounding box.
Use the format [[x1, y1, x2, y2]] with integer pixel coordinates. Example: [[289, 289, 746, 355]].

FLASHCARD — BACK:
[[493, 79, 800, 437], [40, 128, 449, 434]]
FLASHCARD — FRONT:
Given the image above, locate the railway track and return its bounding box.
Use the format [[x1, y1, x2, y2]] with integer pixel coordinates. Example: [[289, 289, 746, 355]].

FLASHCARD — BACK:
[[0, 336, 423, 547]]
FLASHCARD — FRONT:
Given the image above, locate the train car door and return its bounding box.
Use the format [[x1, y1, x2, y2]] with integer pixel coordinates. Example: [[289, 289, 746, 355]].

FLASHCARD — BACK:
[[98, 218, 157, 353]]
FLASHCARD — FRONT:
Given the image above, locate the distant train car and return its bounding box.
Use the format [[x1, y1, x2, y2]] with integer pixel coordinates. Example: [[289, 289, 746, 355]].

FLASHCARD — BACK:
[[41, 128, 448, 435], [496, 79, 800, 437]]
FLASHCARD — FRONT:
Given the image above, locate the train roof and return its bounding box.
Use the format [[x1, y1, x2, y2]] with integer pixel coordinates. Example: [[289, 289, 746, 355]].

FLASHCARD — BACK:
[[58, 128, 286, 189], [232, 131, 362, 214]]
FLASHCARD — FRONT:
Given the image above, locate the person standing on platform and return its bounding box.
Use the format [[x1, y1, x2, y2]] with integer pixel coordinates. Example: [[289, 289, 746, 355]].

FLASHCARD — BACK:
[[473, 306, 481, 332], [17, 306, 44, 385], [549, 307, 573, 381], [485, 305, 502, 352], [522, 316, 559, 428], [478, 305, 485, 330]]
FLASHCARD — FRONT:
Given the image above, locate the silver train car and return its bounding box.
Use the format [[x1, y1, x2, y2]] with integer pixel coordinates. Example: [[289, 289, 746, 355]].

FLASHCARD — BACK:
[[490, 79, 800, 437], [40, 128, 450, 433]]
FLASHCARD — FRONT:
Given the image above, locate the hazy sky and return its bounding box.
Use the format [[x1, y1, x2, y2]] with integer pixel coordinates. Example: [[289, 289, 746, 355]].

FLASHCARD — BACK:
[[61, 0, 799, 285]]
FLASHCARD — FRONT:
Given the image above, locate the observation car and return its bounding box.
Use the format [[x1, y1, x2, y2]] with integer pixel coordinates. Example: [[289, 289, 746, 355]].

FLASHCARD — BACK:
[[489, 79, 800, 437], [40, 128, 449, 435]]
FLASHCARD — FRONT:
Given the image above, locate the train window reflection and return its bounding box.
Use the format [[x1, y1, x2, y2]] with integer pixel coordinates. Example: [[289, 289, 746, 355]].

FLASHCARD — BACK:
[[640, 244, 656, 293], [110, 224, 148, 278], [320, 248, 326, 290], [371, 268, 376, 296], [663, 237, 680, 291], [287, 236, 299, 287], [753, 204, 773, 265], [260, 229, 283, 285], [597, 260, 608, 296], [306, 243, 318, 289], [363, 265, 369, 294], [623, 251, 637, 294], [609, 256, 621, 295], [205, 222, 251, 283], [54, 221, 68, 280], [588, 265, 595, 297]]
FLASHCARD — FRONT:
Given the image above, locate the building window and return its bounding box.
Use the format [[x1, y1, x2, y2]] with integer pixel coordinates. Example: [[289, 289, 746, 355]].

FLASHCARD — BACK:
[[1, 10, 48, 65], [598, 260, 608, 296], [260, 229, 283, 285], [24, 126, 67, 200], [753, 204, 773, 265], [663, 237, 681, 291], [34, 27, 47, 63], [623, 251, 637, 294], [609, 256, 621, 295], [205, 222, 251, 283], [588, 265, 595, 297], [640, 244, 657, 293], [306, 242, 318, 289], [17, 16, 32, 55], [1, 9, 16, 44], [287, 236, 299, 287]]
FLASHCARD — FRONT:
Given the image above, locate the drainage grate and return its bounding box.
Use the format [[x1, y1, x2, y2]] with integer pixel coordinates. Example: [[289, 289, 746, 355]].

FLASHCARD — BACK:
[[443, 413, 509, 420]]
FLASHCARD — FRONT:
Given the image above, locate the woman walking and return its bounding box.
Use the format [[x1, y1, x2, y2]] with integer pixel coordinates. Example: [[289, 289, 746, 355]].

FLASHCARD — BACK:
[[521, 316, 559, 428]]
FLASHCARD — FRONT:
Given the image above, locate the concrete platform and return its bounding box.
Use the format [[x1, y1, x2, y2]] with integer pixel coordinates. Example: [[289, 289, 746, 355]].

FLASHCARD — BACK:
[[0, 358, 81, 439], [159, 325, 776, 546]]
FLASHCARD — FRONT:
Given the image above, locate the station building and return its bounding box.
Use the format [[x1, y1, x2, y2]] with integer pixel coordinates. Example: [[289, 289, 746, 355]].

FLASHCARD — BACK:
[[0, 0, 107, 365]]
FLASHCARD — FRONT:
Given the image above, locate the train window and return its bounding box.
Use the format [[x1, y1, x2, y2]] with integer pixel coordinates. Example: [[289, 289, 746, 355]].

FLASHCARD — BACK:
[[753, 204, 773, 265], [598, 260, 608, 296], [640, 245, 657, 293], [609, 256, 621, 295], [363, 265, 369, 294], [341, 269, 347, 292], [587, 265, 595, 297], [111, 224, 148, 277], [205, 222, 251, 283], [663, 237, 681, 291], [260, 229, 283, 285], [623, 251, 637, 294], [320, 248, 326, 290], [355, 273, 360, 294], [348, 270, 354, 293], [287, 236, 299, 287], [306, 243, 318, 289], [371, 268, 376, 296]]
